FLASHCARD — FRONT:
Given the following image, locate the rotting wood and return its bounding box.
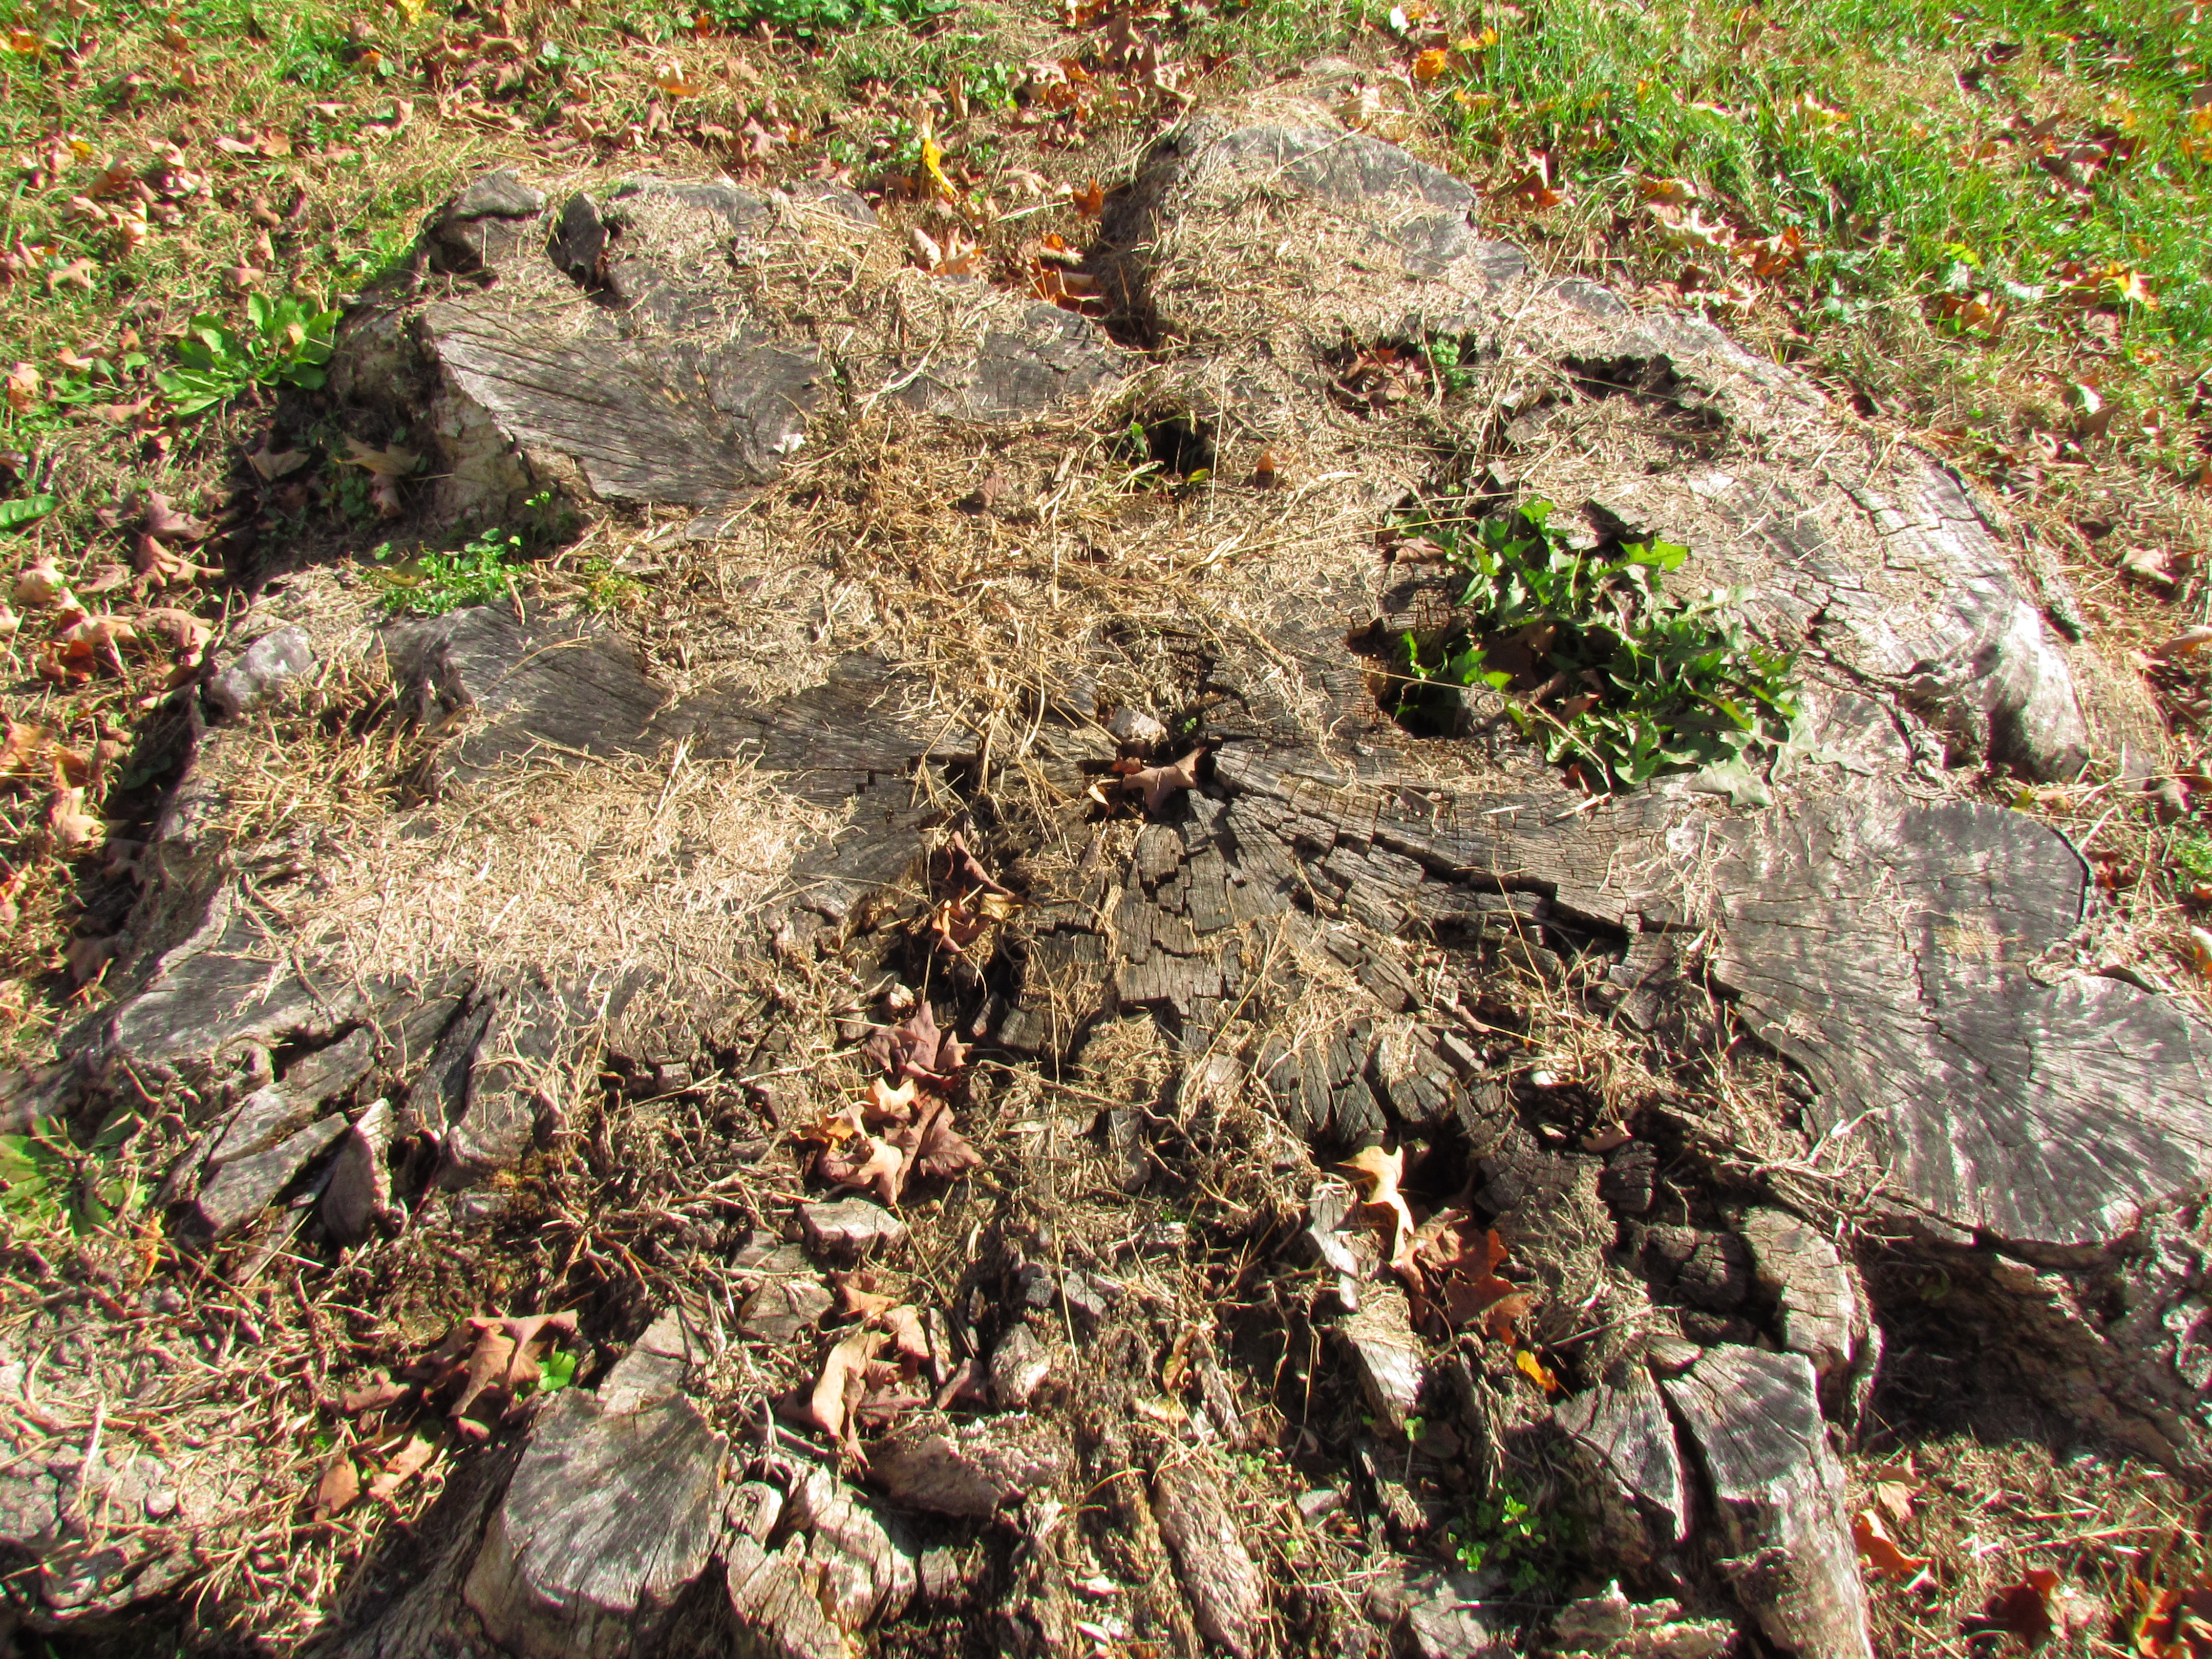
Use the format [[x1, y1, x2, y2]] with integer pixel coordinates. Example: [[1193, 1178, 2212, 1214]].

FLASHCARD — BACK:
[[1662, 1346, 1871, 1659]]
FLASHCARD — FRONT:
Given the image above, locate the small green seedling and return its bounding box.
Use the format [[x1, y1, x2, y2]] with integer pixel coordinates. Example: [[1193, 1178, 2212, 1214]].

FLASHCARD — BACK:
[[156, 291, 340, 417], [373, 525, 526, 615]]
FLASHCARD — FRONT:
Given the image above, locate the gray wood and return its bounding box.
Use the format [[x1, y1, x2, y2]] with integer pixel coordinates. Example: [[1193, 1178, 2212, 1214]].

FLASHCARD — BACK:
[[783, 1464, 918, 1631], [462, 1390, 727, 1659], [1151, 1459, 1266, 1659], [320, 1098, 395, 1246], [867, 1414, 1067, 1518], [1551, 1369, 1690, 1562], [423, 302, 822, 512], [1661, 1346, 1870, 1659], [721, 1536, 847, 1659], [1707, 799, 2212, 1246]]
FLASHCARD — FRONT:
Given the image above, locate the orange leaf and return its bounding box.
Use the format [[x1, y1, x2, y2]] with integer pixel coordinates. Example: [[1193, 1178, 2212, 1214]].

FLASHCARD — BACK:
[[1852, 1509, 1929, 1582], [1070, 179, 1105, 217], [1412, 47, 1450, 82], [1514, 1349, 1559, 1392]]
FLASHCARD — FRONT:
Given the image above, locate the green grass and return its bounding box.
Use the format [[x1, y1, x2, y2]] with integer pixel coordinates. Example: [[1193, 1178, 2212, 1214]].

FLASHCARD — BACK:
[[1202, 0, 2212, 479]]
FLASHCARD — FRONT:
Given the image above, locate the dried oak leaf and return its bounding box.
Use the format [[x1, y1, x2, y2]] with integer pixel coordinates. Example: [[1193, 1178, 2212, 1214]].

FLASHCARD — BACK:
[[802, 1327, 888, 1460], [1852, 1508, 1929, 1582], [313, 1456, 360, 1519], [1341, 1144, 1416, 1277], [1970, 1567, 2059, 1647], [832, 1271, 896, 1322], [139, 490, 209, 543], [365, 1430, 439, 1502], [898, 1095, 983, 1184], [1128, 746, 1204, 813], [2133, 1581, 2212, 1658], [819, 1131, 906, 1205], [339, 1375, 409, 1415], [881, 1305, 932, 1367], [865, 1001, 965, 1084], [46, 783, 104, 853]]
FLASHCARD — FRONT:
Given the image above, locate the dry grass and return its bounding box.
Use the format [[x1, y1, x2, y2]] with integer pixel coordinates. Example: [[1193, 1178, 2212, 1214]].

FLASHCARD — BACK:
[[1851, 1434, 2205, 1659]]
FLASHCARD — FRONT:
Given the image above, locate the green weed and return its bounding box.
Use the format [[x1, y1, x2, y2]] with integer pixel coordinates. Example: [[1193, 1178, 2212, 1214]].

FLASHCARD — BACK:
[[156, 291, 340, 417], [0, 1112, 142, 1235], [1449, 1485, 1577, 1596], [521, 1348, 580, 1397], [574, 557, 647, 613], [1388, 499, 1798, 789], [2173, 828, 2212, 882], [373, 525, 526, 615]]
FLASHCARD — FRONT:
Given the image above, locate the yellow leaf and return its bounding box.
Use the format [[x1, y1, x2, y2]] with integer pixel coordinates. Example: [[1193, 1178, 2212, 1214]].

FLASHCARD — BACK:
[[1514, 1349, 1559, 1392], [656, 66, 701, 97], [1412, 47, 1450, 83], [2110, 267, 2155, 306], [7, 28, 46, 54], [920, 133, 955, 202]]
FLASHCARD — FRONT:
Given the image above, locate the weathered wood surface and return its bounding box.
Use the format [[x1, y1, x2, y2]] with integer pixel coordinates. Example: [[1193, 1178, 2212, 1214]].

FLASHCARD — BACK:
[[462, 1389, 728, 1659], [1706, 798, 2212, 1245], [1151, 1459, 1266, 1659], [1107, 119, 2091, 780], [1551, 1369, 1690, 1566], [867, 1414, 1067, 1518], [343, 172, 1124, 529], [422, 302, 823, 512], [1662, 1346, 1871, 1659], [24, 113, 2212, 1654]]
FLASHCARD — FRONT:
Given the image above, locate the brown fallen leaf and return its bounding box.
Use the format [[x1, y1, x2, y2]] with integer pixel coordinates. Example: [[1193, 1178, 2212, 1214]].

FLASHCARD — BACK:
[[901, 1095, 983, 1183], [65, 933, 116, 985], [819, 1130, 906, 1205], [364, 1430, 439, 1502], [5, 361, 39, 411], [1070, 178, 1106, 217], [2120, 545, 2175, 586], [247, 439, 310, 480], [1341, 1144, 1416, 1276], [13, 558, 69, 606], [1971, 1567, 2059, 1646], [140, 491, 210, 542], [0, 720, 51, 778], [339, 1376, 410, 1415], [75, 562, 130, 595], [44, 259, 94, 292], [313, 1455, 360, 1519], [1852, 1508, 1929, 1582], [865, 1001, 965, 1083], [47, 782, 104, 853], [1128, 746, 1204, 813], [2156, 625, 2212, 657], [866, 1076, 919, 1119], [803, 1327, 889, 1460], [140, 610, 210, 665], [880, 1305, 931, 1367], [832, 1271, 897, 1322]]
